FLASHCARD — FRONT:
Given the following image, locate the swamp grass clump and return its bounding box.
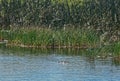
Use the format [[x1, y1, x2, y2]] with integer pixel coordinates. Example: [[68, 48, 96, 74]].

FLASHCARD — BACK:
[[110, 42, 120, 55], [0, 27, 99, 48], [85, 41, 120, 59], [0, 27, 119, 55]]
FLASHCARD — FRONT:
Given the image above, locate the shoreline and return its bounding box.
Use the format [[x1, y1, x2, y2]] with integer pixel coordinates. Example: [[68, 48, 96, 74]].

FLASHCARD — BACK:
[[6, 43, 96, 49]]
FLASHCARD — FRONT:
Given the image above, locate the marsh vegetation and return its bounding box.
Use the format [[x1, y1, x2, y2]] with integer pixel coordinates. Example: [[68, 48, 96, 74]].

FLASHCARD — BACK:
[[0, 0, 120, 55], [0, 1, 120, 81]]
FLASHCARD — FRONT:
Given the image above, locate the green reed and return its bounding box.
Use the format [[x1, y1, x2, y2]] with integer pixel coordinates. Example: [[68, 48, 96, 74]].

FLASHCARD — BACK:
[[0, 27, 119, 55], [0, 27, 99, 48]]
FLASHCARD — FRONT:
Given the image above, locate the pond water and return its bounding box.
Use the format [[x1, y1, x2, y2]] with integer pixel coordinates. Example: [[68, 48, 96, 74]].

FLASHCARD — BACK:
[[0, 47, 120, 81]]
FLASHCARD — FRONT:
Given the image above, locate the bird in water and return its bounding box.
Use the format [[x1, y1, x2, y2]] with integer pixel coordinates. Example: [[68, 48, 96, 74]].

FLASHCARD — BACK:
[[58, 61, 69, 65]]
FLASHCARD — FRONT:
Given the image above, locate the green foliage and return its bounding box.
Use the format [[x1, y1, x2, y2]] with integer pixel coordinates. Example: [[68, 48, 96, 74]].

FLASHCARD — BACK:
[[0, 28, 99, 47], [0, 0, 119, 29], [111, 42, 120, 55], [0, 27, 119, 55], [0, 0, 119, 55]]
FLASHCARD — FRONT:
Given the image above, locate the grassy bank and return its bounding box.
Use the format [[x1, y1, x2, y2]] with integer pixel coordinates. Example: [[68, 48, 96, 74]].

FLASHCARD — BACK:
[[0, 27, 99, 48], [0, 27, 119, 55]]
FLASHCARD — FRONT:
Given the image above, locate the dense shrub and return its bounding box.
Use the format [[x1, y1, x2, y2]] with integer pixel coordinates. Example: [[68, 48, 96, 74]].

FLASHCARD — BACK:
[[0, 0, 120, 29]]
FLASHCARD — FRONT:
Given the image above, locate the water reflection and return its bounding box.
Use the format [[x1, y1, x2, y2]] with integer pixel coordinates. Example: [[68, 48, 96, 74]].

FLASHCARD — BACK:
[[0, 47, 120, 81]]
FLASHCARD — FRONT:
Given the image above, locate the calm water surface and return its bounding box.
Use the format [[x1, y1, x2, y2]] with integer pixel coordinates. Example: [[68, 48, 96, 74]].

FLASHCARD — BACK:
[[0, 48, 120, 81]]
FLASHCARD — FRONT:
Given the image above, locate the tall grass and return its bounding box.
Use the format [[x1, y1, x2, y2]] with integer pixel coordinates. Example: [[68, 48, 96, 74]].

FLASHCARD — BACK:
[[0, 27, 99, 48], [0, 27, 119, 55]]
